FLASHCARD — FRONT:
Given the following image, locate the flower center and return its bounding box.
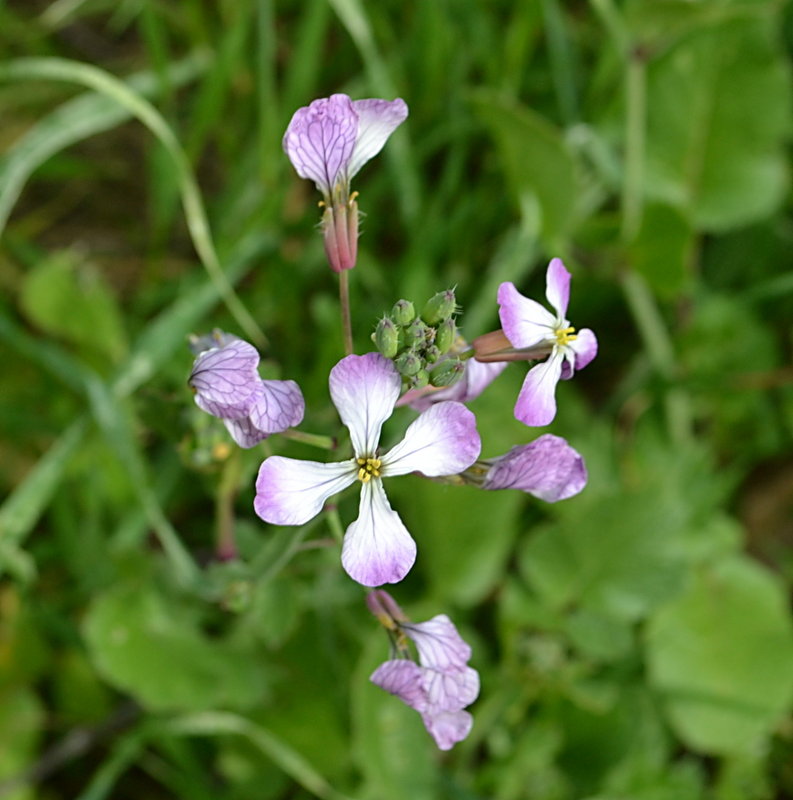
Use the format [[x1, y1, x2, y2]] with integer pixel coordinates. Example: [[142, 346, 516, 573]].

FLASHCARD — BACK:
[[554, 325, 577, 347], [356, 456, 382, 483]]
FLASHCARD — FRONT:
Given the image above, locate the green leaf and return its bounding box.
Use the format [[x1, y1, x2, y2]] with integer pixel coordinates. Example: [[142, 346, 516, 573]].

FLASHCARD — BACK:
[[471, 90, 579, 243], [83, 583, 266, 712], [645, 556, 793, 754], [0, 687, 44, 800], [642, 16, 791, 230]]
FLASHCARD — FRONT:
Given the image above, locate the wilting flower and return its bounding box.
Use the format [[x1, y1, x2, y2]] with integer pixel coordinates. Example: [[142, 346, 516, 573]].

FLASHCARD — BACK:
[[367, 590, 480, 750], [283, 93, 408, 272], [398, 358, 506, 412], [463, 434, 587, 502], [188, 332, 304, 448], [254, 353, 480, 586], [474, 259, 597, 427]]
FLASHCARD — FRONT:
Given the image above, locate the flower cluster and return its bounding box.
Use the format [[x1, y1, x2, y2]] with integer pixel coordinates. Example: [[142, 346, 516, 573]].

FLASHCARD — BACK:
[[186, 92, 598, 751]]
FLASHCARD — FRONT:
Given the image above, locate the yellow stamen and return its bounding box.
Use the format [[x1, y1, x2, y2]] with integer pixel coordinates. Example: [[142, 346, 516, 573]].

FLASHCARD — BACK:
[[555, 326, 577, 346], [348, 191, 359, 208], [356, 456, 382, 483]]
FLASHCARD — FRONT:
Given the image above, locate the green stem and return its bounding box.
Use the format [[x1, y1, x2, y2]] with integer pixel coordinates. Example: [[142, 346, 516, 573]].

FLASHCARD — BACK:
[[324, 505, 345, 544], [279, 429, 337, 450], [216, 450, 242, 560], [338, 270, 354, 356], [621, 51, 646, 240]]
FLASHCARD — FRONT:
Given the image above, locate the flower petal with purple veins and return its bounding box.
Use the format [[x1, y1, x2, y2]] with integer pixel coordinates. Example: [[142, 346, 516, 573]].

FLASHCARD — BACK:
[[381, 402, 481, 478], [545, 257, 571, 318], [497, 281, 557, 350], [329, 353, 402, 456], [370, 659, 428, 713], [224, 416, 270, 449], [422, 710, 474, 751], [254, 457, 356, 526], [347, 98, 409, 179], [248, 380, 305, 434], [189, 337, 261, 419], [514, 351, 564, 427], [403, 614, 473, 671], [483, 434, 587, 501], [422, 666, 480, 715], [282, 94, 358, 196], [341, 479, 417, 586]]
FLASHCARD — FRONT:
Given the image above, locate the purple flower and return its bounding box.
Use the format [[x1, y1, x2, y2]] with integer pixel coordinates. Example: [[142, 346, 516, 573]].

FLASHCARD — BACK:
[[188, 332, 305, 448], [478, 434, 587, 501], [496, 259, 597, 426], [283, 94, 408, 272], [254, 354, 480, 586], [398, 358, 506, 412], [368, 591, 480, 750]]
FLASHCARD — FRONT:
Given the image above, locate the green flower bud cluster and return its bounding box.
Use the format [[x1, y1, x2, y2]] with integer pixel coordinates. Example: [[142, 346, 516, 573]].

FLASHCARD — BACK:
[[372, 290, 464, 390]]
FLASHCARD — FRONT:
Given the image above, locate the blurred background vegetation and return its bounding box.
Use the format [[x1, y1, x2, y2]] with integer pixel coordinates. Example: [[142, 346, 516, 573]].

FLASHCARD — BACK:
[[1, 0, 793, 798]]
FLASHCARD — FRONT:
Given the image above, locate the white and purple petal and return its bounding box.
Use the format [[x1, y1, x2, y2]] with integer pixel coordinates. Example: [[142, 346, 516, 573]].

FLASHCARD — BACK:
[[347, 98, 408, 179], [282, 94, 358, 196], [341, 479, 416, 586], [254, 457, 356, 526], [514, 351, 564, 427], [224, 416, 269, 449], [329, 353, 401, 456], [497, 282, 556, 350], [370, 659, 428, 713], [570, 328, 598, 371], [189, 337, 261, 419], [482, 434, 587, 501], [403, 614, 472, 672], [381, 402, 481, 478], [248, 379, 305, 434], [545, 257, 571, 318], [423, 665, 480, 715], [422, 710, 474, 751]]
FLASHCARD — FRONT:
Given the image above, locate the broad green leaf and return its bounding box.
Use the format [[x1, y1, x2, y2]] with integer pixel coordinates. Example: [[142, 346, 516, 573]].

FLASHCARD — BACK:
[[471, 90, 579, 243], [642, 17, 791, 230], [83, 583, 266, 712], [645, 556, 793, 754]]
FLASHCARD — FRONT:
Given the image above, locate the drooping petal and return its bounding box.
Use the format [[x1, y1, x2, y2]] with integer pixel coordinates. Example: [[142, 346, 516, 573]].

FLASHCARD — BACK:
[[282, 94, 358, 196], [514, 351, 564, 427], [189, 337, 260, 419], [482, 434, 587, 501], [545, 257, 571, 318], [381, 402, 481, 478], [341, 479, 417, 586], [329, 353, 401, 456], [423, 665, 480, 714], [254, 457, 356, 526], [370, 659, 428, 713], [569, 327, 598, 371], [403, 614, 472, 671], [497, 282, 556, 349], [347, 98, 409, 179], [248, 380, 305, 434], [422, 710, 474, 751], [223, 416, 269, 449], [398, 360, 506, 412]]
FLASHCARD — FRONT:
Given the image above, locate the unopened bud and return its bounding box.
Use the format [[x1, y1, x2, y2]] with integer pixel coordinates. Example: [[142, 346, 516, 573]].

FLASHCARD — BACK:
[[425, 345, 441, 364], [404, 319, 429, 349], [430, 358, 464, 387], [435, 318, 456, 354], [422, 289, 456, 325], [391, 299, 415, 326], [395, 352, 422, 377], [374, 317, 399, 359], [411, 369, 430, 389]]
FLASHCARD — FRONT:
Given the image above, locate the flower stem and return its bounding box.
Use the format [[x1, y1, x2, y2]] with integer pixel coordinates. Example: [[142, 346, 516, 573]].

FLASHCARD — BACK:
[[216, 450, 242, 560], [279, 429, 337, 450], [324, 505, 345, 544], [339, 270, 354, 356]]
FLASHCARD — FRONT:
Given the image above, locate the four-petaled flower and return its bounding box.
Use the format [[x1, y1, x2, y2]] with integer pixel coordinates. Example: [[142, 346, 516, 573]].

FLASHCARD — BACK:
[[254, 353, 481, 586], [189, 332, 305, 448], [494, 259, 597, 426], [367, 590, 480, 750], [283, 93, 408, 272]]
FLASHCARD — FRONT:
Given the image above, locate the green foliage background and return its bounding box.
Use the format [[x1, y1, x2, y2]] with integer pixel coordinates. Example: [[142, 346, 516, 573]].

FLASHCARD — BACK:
[[1, 1, 793, 798]]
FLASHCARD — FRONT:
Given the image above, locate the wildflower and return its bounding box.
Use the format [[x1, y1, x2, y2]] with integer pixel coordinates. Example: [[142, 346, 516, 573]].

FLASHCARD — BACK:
[[283, 94, 408, 272], [475, 259, 597, 426], [254, 353, 480, 586], [188, 332, 304, 448], [367, 590, 480, 750], [464, 434, 587, 501]]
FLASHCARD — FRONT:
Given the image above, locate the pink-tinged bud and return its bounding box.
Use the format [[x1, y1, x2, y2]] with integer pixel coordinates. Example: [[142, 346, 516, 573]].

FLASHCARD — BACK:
[[321, 198, 359, 272], [366, 589, 408, 628], [472, 329, 553, 363]]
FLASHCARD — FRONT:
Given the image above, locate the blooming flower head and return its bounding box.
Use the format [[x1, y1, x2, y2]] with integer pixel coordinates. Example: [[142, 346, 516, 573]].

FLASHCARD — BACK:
[[254, 353, 480, 586], [464, 434, 587, 502], [188, 332, 305, 448], [367, 591, 480, 750], [479, 259, 597, 426], [283, 94, 408, 272]]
